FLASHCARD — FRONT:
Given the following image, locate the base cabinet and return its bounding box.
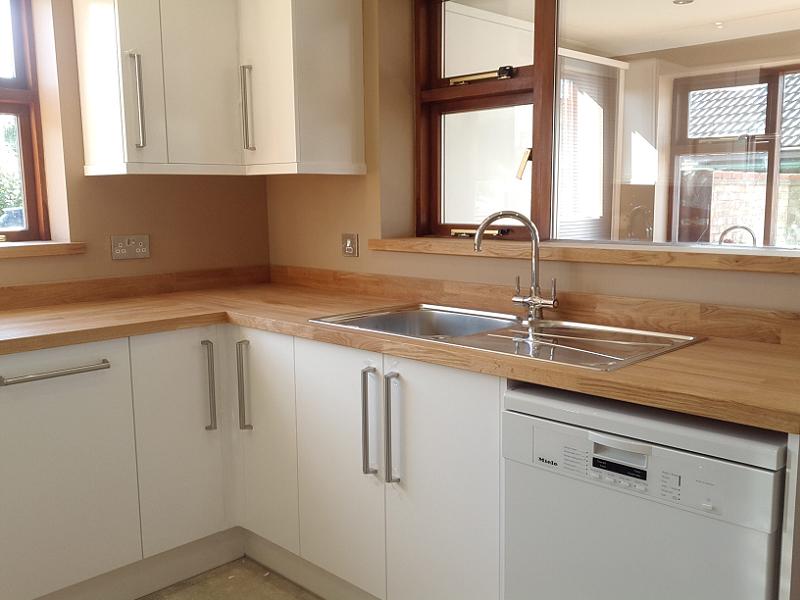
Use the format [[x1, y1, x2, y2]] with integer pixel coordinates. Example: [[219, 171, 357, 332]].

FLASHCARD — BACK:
[[130, 327, 228, 558], [229, 328, 300, 554], [0, 329, 502, 600], [0, 339, 142, 600], [295, 340, 502, 600], [295, 338, 387, 599], [384, 357, 501, 600]]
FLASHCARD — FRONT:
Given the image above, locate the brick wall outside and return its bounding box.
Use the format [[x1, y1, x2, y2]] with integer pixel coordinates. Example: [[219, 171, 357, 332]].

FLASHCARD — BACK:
[[710, 171, 800, 247]]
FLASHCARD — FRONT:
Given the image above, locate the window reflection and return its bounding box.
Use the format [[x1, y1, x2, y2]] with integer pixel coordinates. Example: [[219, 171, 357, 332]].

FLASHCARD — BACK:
[[687, 84, 768, 139], [557, 0, 800, 249], [442, 1, 534, 78], [557, 55, 620, 240], [675, 152, 768, 245]]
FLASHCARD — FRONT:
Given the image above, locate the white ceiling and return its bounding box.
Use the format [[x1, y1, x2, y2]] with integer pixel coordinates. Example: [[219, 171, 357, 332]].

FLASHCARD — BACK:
[[561, 0, 800, 56], [451, 0, 800, 56]]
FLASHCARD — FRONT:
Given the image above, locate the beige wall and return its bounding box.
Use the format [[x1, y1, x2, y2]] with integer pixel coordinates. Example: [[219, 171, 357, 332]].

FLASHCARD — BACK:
[[0, 0, 269, 286], [267, 0, 800, 312], [4, 0, 796, 312]]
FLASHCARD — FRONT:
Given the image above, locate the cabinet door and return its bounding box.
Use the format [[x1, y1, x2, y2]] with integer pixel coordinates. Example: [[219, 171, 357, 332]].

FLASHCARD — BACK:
[[160, 0, 242, 166], [238, 0, 299, 168], [384, 357, 501, 600], [130, 327, 227, 558], [231, 328, 300, 553], [0, 339, 141, 600], [117, 0, 169, 163], [295, 339, 386, 599]]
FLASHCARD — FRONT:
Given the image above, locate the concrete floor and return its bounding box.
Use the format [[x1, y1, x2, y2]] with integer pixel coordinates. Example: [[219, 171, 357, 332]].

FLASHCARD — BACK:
[[139, 558, 322, 600]]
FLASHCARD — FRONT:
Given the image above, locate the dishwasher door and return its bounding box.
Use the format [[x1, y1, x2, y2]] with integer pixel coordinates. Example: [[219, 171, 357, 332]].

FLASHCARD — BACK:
[[503, 410, 783, 600]]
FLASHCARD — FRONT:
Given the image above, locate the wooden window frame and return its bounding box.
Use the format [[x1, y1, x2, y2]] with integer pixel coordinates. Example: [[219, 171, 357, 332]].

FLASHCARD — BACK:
[[414, 0, 557, 241], [0, 0, 49, 242], [669, 65, 800, 246]]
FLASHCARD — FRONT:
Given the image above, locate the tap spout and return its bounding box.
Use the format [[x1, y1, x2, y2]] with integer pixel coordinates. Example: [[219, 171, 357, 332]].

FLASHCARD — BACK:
[[474, 210, 556, 322]]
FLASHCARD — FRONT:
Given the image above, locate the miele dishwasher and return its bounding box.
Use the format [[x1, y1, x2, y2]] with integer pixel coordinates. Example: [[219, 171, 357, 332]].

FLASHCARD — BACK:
[[503, 385, 787, 600]]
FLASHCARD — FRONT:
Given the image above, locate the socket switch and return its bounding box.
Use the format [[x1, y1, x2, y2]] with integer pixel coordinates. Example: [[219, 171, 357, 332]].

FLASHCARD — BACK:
[[342, 233, 359, 258], [112, 234, 151, 260]]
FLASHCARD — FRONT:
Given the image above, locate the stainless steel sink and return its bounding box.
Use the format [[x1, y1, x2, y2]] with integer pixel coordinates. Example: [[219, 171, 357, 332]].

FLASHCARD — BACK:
[[311, 304, 702, 371], [311, 304, 521, 340], [449, 320, 701, 371]]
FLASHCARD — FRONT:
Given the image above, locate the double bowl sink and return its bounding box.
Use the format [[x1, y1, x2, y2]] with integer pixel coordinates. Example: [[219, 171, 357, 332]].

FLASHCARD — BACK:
[[311, 304, 701, 371]]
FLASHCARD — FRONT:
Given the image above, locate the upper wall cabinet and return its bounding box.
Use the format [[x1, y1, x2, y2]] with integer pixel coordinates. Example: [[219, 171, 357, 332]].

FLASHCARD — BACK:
[[238, 0, 366, 175], [73, 0, 366, 176], [160, 0, 243, 170], [73, 0, 169, 173]]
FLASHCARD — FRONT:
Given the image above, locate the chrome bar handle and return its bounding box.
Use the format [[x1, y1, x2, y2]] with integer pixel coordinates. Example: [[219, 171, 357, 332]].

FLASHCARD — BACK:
[[361, 366, 378, 475], [0, 359, 110, 387], [240, 65, 256, 151], [201, 340, 217, 431], [384, 372, 401, 484], [129, 52, 147, 148], [235, 340, 253, 430]]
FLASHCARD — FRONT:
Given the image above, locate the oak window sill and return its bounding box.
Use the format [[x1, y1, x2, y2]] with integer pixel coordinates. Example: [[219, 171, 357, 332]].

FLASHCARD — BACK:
[[368, 237, 800, 275], [0, 242, 87, 260]]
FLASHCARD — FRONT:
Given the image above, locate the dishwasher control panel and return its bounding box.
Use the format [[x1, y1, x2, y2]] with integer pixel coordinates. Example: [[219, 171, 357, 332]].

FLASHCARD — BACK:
[[503, 410, 783, 533]]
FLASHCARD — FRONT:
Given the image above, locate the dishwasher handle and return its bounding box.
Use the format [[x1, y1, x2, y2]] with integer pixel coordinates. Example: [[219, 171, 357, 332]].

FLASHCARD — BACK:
[[588, 432, 652, 456]]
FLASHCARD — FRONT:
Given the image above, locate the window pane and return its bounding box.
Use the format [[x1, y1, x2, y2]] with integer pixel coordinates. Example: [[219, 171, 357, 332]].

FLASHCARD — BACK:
[[441, 105, 532, 225], [0, 113, 27, 231], [782, 73, 800, 149], [0, 0, 15, 79], [675, 152, 767, 246], [442, 0, 533, 78], [687, 83, 768, 140]]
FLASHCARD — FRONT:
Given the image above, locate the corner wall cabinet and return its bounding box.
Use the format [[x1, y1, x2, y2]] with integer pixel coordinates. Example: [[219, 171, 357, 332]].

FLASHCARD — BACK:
[[0, 327, 499, 600], [73, 0, 366, 176]]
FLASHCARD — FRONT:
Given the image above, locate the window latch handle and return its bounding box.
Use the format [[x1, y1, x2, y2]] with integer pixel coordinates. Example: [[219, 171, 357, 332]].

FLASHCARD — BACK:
[[517, 147, 532, 179]]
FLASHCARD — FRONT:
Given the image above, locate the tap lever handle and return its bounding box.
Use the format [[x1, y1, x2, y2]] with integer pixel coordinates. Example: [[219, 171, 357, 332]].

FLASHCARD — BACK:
[[550, 278, 559, 310], [514, 275, 521, 296]]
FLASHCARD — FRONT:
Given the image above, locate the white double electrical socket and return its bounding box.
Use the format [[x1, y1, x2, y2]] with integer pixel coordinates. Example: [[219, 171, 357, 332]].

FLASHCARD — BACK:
[[111, 234, 151, 260]]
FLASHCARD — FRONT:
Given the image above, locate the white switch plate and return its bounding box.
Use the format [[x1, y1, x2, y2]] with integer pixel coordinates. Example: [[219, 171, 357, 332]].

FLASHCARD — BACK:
[[341, 233, 359, 257], [111, 234, 151, 260]]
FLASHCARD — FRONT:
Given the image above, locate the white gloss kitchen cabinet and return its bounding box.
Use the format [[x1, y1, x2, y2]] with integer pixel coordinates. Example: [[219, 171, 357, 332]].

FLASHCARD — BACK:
[[73, 0, 365, 176], [0, 329, 499, 600], [383, 356, 501, 600], [159, 0, 243, 168], [237, 0, 366, 174], [227, 327, 301, 553], [0, 339, 142, 600], [73, 0, 169, 173], [295, 339, 501, 600], [132, 326, 301, 558], [295, 339, 387, 598], [130, 327, 228, 558]]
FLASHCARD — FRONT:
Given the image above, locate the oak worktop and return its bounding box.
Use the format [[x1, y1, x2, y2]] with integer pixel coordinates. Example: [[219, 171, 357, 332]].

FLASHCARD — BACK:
[[0, 282, 798, 433]]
